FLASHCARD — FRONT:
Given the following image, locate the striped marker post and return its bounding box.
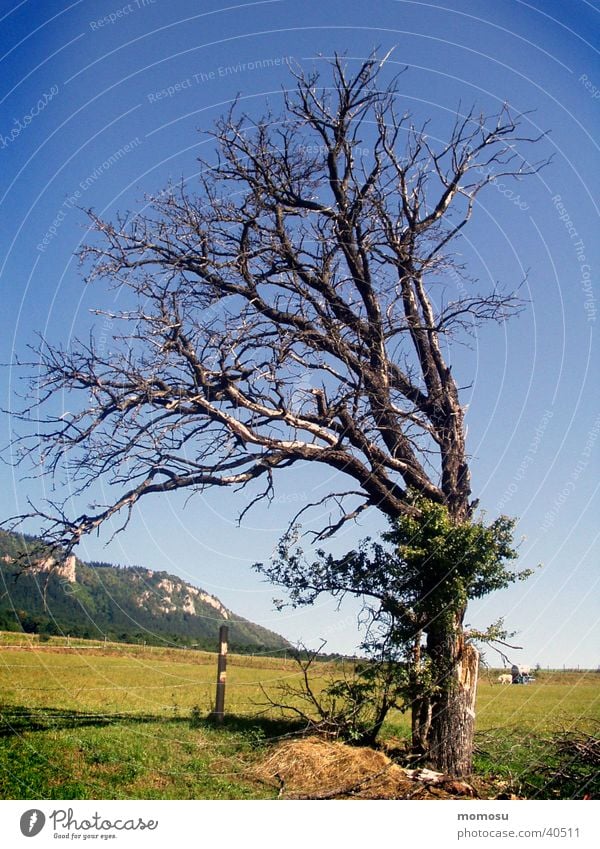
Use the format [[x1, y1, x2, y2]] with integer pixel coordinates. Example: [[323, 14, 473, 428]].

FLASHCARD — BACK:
[[211, 625, 228, 722]]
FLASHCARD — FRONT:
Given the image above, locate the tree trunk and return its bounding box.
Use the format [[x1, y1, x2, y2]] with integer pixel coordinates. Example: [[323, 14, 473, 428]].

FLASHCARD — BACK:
[[359, 700, 391, 747], [426, 615, 479, 777], [411, 694, 432, 755], [409, 633, 432, 756]]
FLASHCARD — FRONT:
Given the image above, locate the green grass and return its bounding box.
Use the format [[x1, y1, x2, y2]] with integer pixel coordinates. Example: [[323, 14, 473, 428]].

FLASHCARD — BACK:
[[0, 634, 319, 799], [0, 640, 316, 716], [473, 728, 600, 799], [382, 671, 599, 741], [0, 634, 598, 799], [476, 676, 599, 732], [0, 715, 287, 799]]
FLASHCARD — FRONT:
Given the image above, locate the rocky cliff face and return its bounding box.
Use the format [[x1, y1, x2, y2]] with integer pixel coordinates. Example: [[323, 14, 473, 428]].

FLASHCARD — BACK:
[[188, 585, 229, 619], [35, 555, 77, 583], [134, 572, 229, 619], [2, 553, 78, 583], [0, 529, 289, 650]]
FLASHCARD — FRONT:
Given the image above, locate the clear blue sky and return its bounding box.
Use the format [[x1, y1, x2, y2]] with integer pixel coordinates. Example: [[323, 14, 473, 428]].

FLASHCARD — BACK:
[[1, 0, 598, 668]]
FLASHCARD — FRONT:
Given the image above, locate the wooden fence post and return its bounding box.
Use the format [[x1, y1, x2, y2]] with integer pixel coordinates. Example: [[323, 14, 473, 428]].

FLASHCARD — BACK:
[[211, 625, 228, 722]]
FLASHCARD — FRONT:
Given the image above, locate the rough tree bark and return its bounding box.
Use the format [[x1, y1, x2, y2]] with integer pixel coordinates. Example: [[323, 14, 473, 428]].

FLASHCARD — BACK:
[[409, 634, 432, 757], [426, 615, 480, 775]]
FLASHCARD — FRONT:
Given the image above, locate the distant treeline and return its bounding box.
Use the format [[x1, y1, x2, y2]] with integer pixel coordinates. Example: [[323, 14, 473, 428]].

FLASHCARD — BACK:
[[0, 529, 290, 655]]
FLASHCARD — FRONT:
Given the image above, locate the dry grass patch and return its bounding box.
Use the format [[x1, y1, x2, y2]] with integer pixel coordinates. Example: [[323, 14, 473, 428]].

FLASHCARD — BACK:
[[253, 736, 477, 799]]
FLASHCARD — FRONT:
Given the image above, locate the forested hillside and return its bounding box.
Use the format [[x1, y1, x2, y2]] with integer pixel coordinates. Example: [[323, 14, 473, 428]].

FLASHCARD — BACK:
[[0, 530, 289, 653]]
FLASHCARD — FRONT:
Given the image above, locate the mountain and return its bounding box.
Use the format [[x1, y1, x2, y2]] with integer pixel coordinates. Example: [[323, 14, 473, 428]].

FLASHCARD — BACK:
[[0, 530, 290, 653]]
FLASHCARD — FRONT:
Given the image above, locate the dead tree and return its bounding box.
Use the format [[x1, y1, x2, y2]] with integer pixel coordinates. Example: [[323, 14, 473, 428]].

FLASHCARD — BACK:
[[7, 54, 547, 775]]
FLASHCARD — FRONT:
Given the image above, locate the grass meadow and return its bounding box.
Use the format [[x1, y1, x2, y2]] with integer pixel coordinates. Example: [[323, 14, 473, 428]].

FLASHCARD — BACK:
[[0, 632, 598, 799]]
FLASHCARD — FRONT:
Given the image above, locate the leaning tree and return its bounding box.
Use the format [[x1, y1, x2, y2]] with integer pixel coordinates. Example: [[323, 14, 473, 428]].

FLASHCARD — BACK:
[[8, 55, 546, 775], [257, 493, 531, 773]]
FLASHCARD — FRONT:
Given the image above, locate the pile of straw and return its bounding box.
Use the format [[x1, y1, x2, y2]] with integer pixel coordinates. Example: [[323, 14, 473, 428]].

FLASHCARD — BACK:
[[253, 736, 475, 799]]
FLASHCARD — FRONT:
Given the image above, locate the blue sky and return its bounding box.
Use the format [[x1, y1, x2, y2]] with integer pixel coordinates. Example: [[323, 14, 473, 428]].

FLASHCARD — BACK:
[[0, 0, 598, 668]]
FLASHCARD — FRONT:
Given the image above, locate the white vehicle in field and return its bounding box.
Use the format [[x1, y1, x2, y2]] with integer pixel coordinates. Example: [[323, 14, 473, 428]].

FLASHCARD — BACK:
[[511, 664, 535, 684]]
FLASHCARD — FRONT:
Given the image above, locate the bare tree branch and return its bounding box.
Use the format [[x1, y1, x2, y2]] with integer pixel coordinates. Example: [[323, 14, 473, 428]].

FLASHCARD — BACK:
[[4, 52, 549, 551]]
